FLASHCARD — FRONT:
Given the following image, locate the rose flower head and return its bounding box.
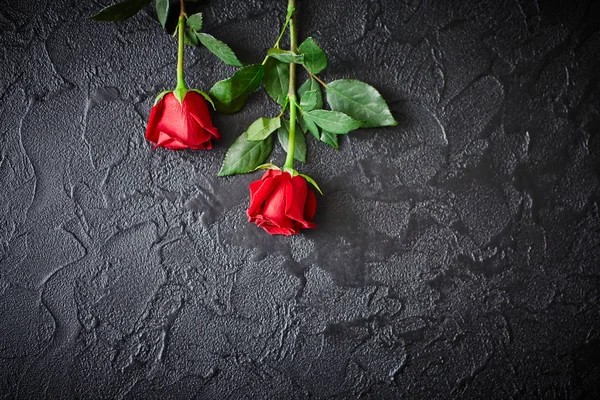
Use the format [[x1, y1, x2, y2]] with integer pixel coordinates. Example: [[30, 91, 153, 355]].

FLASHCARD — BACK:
[[247, 168, 318, 236], [146, 89, 220, 150]]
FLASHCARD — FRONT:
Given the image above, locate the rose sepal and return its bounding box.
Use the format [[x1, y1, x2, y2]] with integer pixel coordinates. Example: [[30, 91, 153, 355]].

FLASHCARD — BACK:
[[281, 167, 323, 195], [252, 163, 280, 172], [190, 89, 216, 109], [173, 87, 189, 105], [154, 90, 173, 105], [282, 166, 297, 176]]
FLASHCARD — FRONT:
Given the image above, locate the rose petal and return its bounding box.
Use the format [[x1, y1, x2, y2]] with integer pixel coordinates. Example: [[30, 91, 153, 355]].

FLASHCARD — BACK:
[[186, 93, 221, 140], [182, 93, 219, 143], [166, 98, 190, 139], [186, 135, 213, 150], [285, 175, 309, 224], [184, 91, 210, 118], [191, 113, 221, 140], [304, 188, 317, 224], [146, 98, 165, 144], [261, 179, 294, 230], [247, 175, 281, 218], [252, 215, 298, 235], [193, 139, 212, 150], [153, 132, 187, 150], [156, 94, 185, 138], [184, 92, 220, 141], [262, 225, 298, 236], [263, 169, 283, 179]]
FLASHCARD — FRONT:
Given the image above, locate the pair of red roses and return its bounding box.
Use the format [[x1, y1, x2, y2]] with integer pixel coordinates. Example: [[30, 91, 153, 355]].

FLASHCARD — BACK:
[[146, 92, 316, 236]]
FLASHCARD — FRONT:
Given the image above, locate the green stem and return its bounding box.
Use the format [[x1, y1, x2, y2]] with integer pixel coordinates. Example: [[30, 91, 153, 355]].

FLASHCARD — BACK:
[[176, 0, 187, 90], [274, 5, 294, 48], [283, 0, 297, 170], [308, 71, 327, 87], [262, 4, 295, 66]]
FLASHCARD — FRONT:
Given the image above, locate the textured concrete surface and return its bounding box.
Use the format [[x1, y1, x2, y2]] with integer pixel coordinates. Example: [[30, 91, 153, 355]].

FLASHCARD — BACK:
[[1, 0, 600, 398]]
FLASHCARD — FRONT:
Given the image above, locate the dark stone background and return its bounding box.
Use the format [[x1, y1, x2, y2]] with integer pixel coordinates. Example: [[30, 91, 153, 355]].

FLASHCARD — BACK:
[[1, 0, 599, 398]]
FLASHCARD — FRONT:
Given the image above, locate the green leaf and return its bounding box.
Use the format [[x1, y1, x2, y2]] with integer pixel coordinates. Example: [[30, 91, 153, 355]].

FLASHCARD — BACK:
[[184, 29, 199, 46], [303, 110, 362, 134], [209, 64, 264, 114], [302, 115, 320, 140], [325, 79, 397, 128], [246, 117, 281, 141], [263, 58, 289, 105], [319, 130, 339, 149], [267, 48, 304, 64], [90, 0, 151, 22], [156, 0, 169, 29], [299, 90, 320, 112], [298, 78, 323, 110], [186, 12, 203, 31], [298, 37, 327, 74], [219, 133, 274, 176], [297, 116, 307, 134], [299, 174, 323, 195], [277, 119, 306, 163], [197, 33, 242, 67]]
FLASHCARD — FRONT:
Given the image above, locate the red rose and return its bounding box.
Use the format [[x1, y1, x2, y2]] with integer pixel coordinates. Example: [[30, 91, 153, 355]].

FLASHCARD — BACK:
[[247, 170, 317, 236], [146, 91, 220, 150]]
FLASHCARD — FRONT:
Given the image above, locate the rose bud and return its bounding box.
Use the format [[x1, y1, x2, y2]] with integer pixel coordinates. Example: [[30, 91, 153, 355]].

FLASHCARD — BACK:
[[146, 90, 220, 150], [247, 169, 317, 236]]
